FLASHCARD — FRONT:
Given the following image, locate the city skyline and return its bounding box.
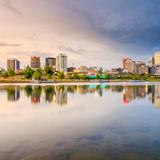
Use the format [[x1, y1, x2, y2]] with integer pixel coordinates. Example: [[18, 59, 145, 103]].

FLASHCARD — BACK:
[[1, 0, 160, 69], [2, 52, 160, 72]]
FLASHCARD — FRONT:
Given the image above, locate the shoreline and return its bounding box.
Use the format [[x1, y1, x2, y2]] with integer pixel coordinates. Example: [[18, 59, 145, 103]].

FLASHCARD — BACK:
[[0, 79, 160, 84]]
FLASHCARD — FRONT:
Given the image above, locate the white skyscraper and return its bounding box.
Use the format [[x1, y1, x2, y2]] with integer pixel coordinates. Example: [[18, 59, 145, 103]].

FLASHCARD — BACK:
[[56, 54, 67, 72]]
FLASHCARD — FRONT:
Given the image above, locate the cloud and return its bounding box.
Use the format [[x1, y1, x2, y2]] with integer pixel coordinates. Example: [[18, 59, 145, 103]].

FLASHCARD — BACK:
[[57, 45, 85, 55], [64, 0, 160, 52], [1, 0, 160, 68], [0, 0, 23, 16], [67, 0, 160, 62], [0, 42, 22, 47]]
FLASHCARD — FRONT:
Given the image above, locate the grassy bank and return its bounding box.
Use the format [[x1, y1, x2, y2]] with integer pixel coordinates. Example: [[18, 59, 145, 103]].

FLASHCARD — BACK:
[[1, 76, 160, 83]]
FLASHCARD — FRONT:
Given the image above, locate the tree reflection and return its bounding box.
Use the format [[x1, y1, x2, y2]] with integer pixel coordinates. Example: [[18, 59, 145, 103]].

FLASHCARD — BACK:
[[45, 86, 56, 103], [2, 84, 160, 108], [24, 86, 33, 97]]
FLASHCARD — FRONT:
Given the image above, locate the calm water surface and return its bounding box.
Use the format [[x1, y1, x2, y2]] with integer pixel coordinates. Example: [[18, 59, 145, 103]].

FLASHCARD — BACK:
[[0, 82, 160, 160]]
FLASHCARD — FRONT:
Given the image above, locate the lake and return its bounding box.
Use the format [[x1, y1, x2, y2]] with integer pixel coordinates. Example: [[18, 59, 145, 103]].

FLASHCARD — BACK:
[[0, 82, 160, 160]]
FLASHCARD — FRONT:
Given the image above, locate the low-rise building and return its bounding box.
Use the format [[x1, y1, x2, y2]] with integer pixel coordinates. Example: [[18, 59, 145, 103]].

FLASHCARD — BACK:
[[74, 66, 88, 74], [148, 66, 156, 75], [88, 67, 99, 76], [67, 67, 76, 73], [135, 61, 148, 75], [111, 68, 123, 75]]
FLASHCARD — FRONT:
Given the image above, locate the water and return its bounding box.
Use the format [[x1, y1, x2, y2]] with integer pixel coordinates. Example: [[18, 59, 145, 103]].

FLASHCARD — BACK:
[[0, 82, 160, 160]]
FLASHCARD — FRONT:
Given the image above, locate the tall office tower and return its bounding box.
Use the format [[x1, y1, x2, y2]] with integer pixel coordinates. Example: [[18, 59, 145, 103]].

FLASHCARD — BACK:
[[123, 58, 135, 73], [45, 57, 56, 71], [7, 58, 20, 71], [56, 54, 67, 72], [31, 56, 41, 69], [153, 52, 160, 65]]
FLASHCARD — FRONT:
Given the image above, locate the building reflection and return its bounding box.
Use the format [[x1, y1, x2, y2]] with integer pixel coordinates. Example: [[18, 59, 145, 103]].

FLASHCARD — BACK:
[[123, 86, 136, 104], [54, 86, 67, 106], [7, 86, 20, 101], [31, 86, 42, 104], [45, 86, 56, 103], [2, 84, 160, 108], [149, 85, 160, 108]]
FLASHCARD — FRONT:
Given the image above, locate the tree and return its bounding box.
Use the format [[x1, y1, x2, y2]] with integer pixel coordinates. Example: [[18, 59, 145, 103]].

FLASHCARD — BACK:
[[33, 69, 43, 80], [73, 73, 80, 79], [24, 66, 34, 79], [24, 86, 33, 97], [0, 69, 3, 76], [55, 71, 65, 79], [98, 67, 103, 75], [96, 74, 100, 79], [44, 67, 53, 78], [8, 69, 15, 77], [79, 74, 86, 80]]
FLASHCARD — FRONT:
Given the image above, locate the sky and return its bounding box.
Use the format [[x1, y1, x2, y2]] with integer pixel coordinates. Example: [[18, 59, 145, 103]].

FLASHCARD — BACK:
[[0, 0, 160, 69]]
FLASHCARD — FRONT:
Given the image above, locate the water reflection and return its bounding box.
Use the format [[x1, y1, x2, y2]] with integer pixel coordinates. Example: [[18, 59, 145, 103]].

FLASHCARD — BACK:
[[0, 84, 160, 107], [7, 86, 20, 102], [0, 84, 110, 106], [0, 83, 160, 160], [1, 83, 160, 108]]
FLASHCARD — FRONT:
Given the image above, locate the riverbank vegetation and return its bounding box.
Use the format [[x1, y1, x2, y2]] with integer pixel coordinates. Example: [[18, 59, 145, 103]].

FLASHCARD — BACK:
[[0, 66, 160, 82]]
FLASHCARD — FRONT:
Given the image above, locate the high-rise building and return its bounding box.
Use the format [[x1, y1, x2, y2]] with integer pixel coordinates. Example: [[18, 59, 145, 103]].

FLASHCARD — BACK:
[[56, 54, 67, 72], [45, 57, 56, 71], [135, 61, 148, 75], [153, 52, 160, 65], [7, 58, 20, 71], [31, 56, 41, 69], [155, 65, 160, 75], [123, 58, 135, 73]]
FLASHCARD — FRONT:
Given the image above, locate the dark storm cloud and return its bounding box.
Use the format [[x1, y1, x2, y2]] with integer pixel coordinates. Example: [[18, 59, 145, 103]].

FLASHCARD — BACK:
[[64, 0, 160, 52], [3, 0, 160, 51]]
